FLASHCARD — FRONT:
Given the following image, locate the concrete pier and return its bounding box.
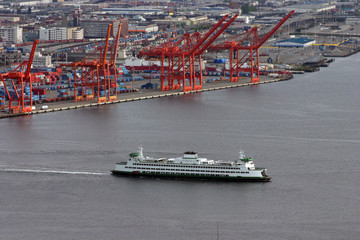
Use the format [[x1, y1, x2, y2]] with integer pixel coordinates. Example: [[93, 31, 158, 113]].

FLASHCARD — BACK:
[[0, 76, 290, 119]]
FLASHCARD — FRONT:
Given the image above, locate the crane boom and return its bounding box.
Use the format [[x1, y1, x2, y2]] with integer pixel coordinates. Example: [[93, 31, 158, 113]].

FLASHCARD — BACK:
[[256, 10, 294, 49], [186, 14, 229, 56], [101, 23, 113, 65], [111, 23, 122, 66], [195, 14, 239, 55], [25, 39, 39, 78]]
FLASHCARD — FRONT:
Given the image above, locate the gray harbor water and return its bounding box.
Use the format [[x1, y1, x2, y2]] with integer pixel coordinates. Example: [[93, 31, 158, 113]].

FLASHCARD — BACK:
[[1, 54, 360, 240]]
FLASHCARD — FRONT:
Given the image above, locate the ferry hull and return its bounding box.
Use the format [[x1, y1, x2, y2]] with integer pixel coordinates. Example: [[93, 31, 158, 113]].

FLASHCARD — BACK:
[[112, 170, 271, 182]]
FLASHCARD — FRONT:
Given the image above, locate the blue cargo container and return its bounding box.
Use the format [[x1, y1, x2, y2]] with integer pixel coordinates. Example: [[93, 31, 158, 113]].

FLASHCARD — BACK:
[[214, 59, 227, 64], [32, 95, 39, 101], [100, 90, 106, 96], [7, 47, 16, 53]]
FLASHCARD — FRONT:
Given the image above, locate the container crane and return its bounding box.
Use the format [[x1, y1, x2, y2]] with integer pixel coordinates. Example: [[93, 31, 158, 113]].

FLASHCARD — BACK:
[[110, 23, 122, 68], [139, 14, 238, 92], [61, 23, 120, 103], [0, 40, 39, 114], [210, 10, 294, 83], [108, 23, 123, 101]]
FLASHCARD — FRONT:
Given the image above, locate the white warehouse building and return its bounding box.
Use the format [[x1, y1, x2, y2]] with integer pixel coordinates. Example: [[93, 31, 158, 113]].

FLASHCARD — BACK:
[[33, 52, 52, 67], [39, 27, 67, 41], [272, 37, 316, 48], [9, 0, 52, 6], [39, 27, 84, 41], [0, 25, 23, 45]]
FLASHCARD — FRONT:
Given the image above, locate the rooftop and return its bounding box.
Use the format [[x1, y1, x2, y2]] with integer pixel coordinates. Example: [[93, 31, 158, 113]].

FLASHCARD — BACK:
[[277, 37, 315, 44]]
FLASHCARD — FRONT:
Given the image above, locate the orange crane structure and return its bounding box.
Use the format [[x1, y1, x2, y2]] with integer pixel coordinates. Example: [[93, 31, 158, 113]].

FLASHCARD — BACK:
[[210, 10, 294, 83], [109, 23, 123, 85], [61, 23, 122, 103], [0, 40, 39, 114], [138, 14, 239, 92]]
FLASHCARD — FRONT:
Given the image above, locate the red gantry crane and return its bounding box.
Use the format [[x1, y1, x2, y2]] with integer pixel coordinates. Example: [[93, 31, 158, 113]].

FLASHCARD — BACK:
[[109, 23, 123, 91], [61, 23, 122, 103], [210, 10, 294, 83], [138, 14, 239, 92], [0, 40, 39, 114]]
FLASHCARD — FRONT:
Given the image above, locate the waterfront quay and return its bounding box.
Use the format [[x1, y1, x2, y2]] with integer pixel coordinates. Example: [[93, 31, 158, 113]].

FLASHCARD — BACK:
[[0, 75, 290, 119]]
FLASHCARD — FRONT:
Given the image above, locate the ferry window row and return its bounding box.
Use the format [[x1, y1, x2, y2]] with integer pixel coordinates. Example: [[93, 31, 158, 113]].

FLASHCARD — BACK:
[[126, 166, 249, 174], [133, 163, 241, 170], [144, 171, 228, 177]]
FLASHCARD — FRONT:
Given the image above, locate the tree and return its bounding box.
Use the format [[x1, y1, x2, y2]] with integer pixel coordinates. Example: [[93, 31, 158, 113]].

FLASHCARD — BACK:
[[241, 4, 257, 14], [242, 4, 250, 14]]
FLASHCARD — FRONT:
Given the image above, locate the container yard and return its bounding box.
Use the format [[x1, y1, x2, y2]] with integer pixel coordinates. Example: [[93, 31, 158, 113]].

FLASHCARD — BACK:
[[0, 12, 295, 118], [1, 8, 359, 119]]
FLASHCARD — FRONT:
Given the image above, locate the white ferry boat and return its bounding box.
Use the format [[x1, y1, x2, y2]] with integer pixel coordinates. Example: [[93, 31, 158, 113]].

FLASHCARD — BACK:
[[112, 147, 271, 182]]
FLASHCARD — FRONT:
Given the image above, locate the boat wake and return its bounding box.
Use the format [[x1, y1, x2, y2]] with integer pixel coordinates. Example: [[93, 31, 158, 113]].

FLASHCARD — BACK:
[[0, 167, 109, 176]]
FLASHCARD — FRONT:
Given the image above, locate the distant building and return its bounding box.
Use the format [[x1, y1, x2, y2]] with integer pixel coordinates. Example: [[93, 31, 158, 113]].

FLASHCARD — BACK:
[[67, 27, 84, 40], [39, 27, 84, 41], [80, 20, 109, 39], [152, 16, 187, 28], [0, 52, 22, 66], [0, 25, 23, 45], [235, 16, 254, 24], [114, 19, 128, 38], [80, 19, 128, 38], [129, 25, 158, 33], [8, 0, 52, 6], [32, 52, 52, 67], [71, 28, 84, 40], [102, 7, 163, 16], [72, 6, 82, 27], [187, 16, 209, 25], [279, 4, 336, 13], [39, 27, 67, 41], [0, 15, 21, 23], [346, 17, 360, 25], [273, 37, 316, 48], [154, 15, 209, 26]]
